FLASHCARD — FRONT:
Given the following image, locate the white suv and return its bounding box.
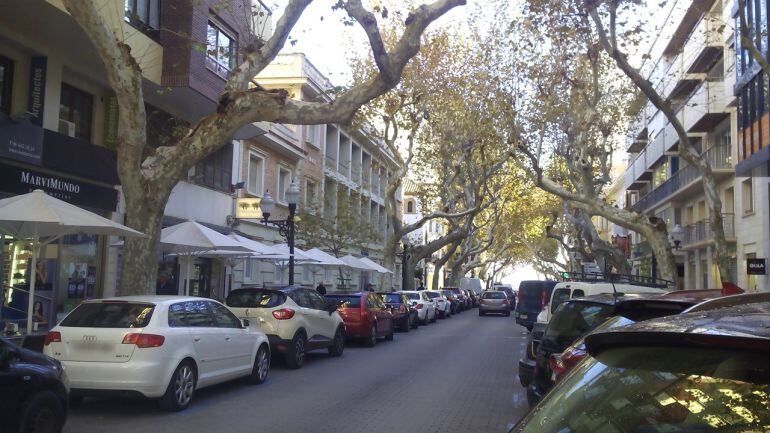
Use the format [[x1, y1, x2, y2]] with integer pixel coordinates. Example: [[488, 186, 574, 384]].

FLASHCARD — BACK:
[[226, 286, 345, 369]]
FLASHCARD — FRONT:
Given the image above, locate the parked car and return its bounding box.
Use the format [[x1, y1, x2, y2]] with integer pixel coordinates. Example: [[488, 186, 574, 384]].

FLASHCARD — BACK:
[[1, 336, 69, 433], [441, 289, 462, 314], [324, 292, 394, 347], [515, 280, 557, 331], [466, 290, 479, 308], [461, 289, 474, 309], [518, 322, 546, 388], [446, 287, 469, 311], [526, 291, 723, 407], [478, 291, 510, 316], [227, 286, 344, 369], [400, 291, 436, 325], [509, 301, 770, 433], [426, 290, 452, 318], [45, 296, 270, 411], [379, 292, 416, 332]]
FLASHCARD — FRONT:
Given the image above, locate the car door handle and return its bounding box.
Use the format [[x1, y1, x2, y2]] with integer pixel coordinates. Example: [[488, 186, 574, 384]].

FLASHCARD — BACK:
[[194, 337, 201, 342]]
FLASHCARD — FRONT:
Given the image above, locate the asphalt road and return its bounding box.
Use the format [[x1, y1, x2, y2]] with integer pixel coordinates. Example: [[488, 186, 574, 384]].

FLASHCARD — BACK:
[[63, 307, 531, 433]]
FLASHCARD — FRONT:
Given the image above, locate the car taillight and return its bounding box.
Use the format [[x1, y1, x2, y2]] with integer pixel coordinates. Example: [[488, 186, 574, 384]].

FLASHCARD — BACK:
[[399, 305, 407, 313], [44, 331, 61, 346], [272, 308, 296, 320], [502, 299, 509, 305], [541, 291, 548, 309], [415, 303, 424, 310], [550, 347, 587, 381], [122, 333, 165, 348]]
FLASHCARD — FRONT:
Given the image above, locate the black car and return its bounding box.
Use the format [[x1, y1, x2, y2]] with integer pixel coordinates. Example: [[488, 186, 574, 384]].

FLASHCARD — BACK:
[[515, 280, 556, 330], [0, 337, 69, 433], [380, 292, 417, 332], [527, 293, 707, 407], [466, 290, 479, 307], [510, 301, 770, 433]]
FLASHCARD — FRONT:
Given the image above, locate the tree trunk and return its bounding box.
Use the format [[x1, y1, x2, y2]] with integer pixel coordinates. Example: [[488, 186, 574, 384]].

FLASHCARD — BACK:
[[642, 227, 676, 284], [431, 265, 442, 290], [119, 199, 165, 296], [404, 258, 418, 290]]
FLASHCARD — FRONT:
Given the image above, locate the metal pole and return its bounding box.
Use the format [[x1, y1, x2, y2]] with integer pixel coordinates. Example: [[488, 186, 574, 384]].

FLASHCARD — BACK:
[[401, 243, 408, 290], [26, 230, 39, 334], [288, 203, 295, 286]]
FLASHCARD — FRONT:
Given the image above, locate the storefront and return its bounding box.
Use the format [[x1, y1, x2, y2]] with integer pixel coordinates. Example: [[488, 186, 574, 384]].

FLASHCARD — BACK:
[[0, 121, 119, 328]]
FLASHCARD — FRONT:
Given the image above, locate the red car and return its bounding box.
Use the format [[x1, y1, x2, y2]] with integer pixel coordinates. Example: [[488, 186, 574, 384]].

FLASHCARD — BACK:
[[324, 292, 395, 347]]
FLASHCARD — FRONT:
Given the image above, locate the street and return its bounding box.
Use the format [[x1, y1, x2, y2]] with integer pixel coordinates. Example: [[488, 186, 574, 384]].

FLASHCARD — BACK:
[[63, 310, 530, 433]]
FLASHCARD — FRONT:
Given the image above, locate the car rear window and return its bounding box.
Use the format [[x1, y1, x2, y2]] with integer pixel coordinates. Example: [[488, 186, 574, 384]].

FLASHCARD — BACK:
[[325, 295, 361, 308], [382, 294, 403, 304], [60, 302, 154, 328], [541, 302, 613, 351], [226, 289, 285, 308], [425, 292, 440, 299], [483, 291, 506, 299], [404, 293, 420, 300]]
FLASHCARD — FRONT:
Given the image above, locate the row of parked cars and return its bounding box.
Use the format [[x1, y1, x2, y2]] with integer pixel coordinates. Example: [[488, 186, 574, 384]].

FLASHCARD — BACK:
[[1, 285, 481, 433], [509, 277, 770, 433]]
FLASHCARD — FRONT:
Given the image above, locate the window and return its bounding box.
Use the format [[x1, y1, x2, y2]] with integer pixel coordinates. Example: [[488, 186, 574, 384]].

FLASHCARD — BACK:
[[178, 301, 216, 327], [61, 302, 154, 328], [247, 151, 265, 196], [305, 124, 320, 147], [0, 55, 12, 115], [208, 302, 241, 328], [194, 143, 232, 192], [305, 179, 318, 208], [277, 166, 292, 203], [124, 0, 160, 34], [207, 20, 236, 78], [742, 178, 754, 214], [59, 83, 93, 141], [406, 200, 415, 214], [305, 290, 327, 310]]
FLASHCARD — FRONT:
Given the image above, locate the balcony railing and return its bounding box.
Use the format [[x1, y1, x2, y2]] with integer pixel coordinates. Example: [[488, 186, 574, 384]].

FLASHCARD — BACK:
[[631, 143, 732, 212], [682, 213, 735, 246], [325, 155, 337, 170]]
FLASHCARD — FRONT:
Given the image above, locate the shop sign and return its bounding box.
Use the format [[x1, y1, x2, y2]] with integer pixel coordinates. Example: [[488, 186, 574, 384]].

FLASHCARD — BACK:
[[235, 197, 263, 219], [26, 56, 46, 126], [748, 258, 767, 275], [103, 94, 119, 149], [0, 162, 117, 212], [0, 116, 43, 165]]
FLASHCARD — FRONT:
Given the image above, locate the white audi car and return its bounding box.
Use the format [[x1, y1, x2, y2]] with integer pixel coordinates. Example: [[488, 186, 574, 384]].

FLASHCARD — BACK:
[[400, 291, 436, 325], [44, 296, 270, 411], [425, 290, 452, 319]]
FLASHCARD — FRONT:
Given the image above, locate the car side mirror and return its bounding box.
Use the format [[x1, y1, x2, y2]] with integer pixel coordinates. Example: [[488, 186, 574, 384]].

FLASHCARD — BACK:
[[241, 319, 250, 328], [327, 303, 338, 314]]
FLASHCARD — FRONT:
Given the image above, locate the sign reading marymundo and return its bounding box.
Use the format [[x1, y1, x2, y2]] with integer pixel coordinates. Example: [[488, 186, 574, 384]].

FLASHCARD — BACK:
[[27, 56, 47, 126], [0, 116, 43, 165], [0, 162, 117, 212], [748, 258, 767, 275]]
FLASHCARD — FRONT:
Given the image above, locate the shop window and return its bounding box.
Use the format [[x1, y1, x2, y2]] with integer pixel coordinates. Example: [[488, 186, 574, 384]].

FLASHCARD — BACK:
[[742, 178, 754, 214], [0, 55, 13, 115], [59, 83, 93, 142], [247, 151, 265, 196], [124, 0, 161, 36], [277, 166, 291, 203], [194, 143, 233, 193], [207, 19, 236, 78]]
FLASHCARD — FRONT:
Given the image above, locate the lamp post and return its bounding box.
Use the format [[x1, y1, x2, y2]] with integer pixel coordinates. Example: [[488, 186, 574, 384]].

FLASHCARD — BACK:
[[259, 180, 301, 285], [669, 224, 683, 250]]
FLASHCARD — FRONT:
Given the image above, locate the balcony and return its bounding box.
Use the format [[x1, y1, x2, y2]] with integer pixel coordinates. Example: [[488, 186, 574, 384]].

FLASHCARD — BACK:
[[681, 13, 723, 74], [626, 110, 649, 153], [325, 155, 337, 171], [682, 213, 736, 247], [680, 80, 729, 132], [657, 52, 707, 102], [631, 143, 732, 212]]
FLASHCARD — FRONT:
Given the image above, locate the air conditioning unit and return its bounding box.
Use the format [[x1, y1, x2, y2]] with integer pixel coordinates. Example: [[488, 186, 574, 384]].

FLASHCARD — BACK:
[[58, 119, 76, 137]]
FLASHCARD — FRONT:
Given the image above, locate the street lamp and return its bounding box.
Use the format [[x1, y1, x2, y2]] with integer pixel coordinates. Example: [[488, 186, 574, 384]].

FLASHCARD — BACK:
[[259, 180, 301, 285], [669, 224, 684, 250]]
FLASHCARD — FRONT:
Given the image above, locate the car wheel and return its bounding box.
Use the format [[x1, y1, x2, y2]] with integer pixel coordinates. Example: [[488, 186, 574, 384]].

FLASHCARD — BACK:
[[328, 326, 345, 357], [411, 315, 419, 329], [421, 313, 429, 326], [160, 361, 196, 412], [246, 344, 270, 385], [403, 316, 411, 332], [285, 333, 307, 369], [364, 324, 377, 347], [18, 390, 64, 433], [385, 323, 394, 341]]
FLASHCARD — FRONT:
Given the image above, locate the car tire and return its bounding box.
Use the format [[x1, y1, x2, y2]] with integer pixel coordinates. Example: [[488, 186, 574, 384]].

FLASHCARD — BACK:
[[385, 323, 394, 341], [411, 315, 419, 329], [18, 390, 65, 433], [285, 332, 307, 369], [159, 361, 196, 412], [421, 313, 428, 325], [246, 344, 270, 385], [403, 316, 411, 332], [365, 324, 377, 347], [328, 326, 345, 357], [431, 312, 437, 322]]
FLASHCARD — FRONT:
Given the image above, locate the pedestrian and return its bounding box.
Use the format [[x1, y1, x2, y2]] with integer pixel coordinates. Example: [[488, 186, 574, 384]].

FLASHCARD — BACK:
[[316, 282, 327, 295], [417, 283, 425, 291], [366, 283, 375, 292]]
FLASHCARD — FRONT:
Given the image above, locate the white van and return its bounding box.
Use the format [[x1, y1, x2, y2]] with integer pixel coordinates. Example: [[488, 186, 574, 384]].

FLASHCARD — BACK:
[[460, 277, 483, 295], [536, 281, 667, 324]]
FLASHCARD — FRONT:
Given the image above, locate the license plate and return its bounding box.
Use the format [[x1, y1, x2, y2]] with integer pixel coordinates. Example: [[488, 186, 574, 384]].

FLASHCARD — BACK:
[[520, 314, 527, 319]]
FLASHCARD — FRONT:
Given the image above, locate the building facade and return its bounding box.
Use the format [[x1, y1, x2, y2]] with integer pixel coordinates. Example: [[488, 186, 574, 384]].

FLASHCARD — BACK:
[[622, 0, 769, 291]]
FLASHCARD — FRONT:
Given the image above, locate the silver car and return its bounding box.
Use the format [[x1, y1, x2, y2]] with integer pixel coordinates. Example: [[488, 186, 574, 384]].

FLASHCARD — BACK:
[[478, 291, 511, 316]]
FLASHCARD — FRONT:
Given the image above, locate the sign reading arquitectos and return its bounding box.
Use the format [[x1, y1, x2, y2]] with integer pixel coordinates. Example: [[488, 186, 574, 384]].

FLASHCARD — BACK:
[[0, 162, 117, 212]]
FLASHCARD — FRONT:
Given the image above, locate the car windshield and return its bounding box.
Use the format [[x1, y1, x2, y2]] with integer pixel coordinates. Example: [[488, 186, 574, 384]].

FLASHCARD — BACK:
[[60, 302, 154, 328], [226, 290, 285, 308], [540, 302, 613, 351], [512, 346, 770, 433], [325, 295, 361, 308], [404, 293, 420, 300], [382, 294, 403, 304], [483, 292, 506, 299]]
